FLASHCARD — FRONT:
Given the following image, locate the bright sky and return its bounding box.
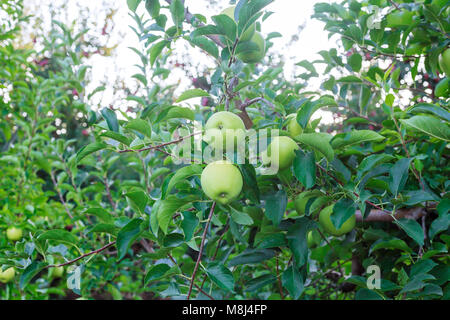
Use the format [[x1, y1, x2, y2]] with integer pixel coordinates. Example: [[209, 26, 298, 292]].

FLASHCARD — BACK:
[[23, 0, 337, 122], [89, 1, 335, 104]]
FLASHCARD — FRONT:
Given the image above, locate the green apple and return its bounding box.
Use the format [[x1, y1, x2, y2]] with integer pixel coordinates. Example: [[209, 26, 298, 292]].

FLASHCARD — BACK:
[[294, 190, 324, 216], [435, 77, 449, 98], [236, 32, 266, 64], [6, 226, 22, 241], [438, 48, 450, 77], [319, 204, 356, 236], [286, 113, 303, 138], [307, 230, 322, 248], [0, 267, 15, 283], [386, 10, 414, 27], [262, 136, 299, 171], [201, 160, 243, 205], [221, 6, 255, 42], [204, 111, 245, 150], [52, 266, 65, 278]]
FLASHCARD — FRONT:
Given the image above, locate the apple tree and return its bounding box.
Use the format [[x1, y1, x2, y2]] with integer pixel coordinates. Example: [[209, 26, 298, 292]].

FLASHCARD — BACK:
[[0, 0, 449, 300]]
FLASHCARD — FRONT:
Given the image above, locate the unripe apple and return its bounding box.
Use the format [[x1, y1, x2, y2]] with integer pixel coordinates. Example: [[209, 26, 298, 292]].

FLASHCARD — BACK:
[[438, 48, 450, 77], [261, 136, 299, 171], [386, 10, 414, 28], [6, 227, 22, 241], [221, 6, 256, 42], [236, 32, 265, 64], [52, 266, 65, 278], [319, 204, 355, 236], [435, 77, 449, 98], [201, 160, 243, 205], [294, 190, 324, 216], [204, 111, 245, 150], [307, 230, 322, 248], [0, 267, 15, 283], [286, 113, 303, 138]]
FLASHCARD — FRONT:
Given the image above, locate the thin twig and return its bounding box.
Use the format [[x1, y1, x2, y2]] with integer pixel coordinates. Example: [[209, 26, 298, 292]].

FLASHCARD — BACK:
[[118, 132, 200, 153], [47, 241, 116, 268], [50, 170, 74, 219], [168, 254, 215, 300], [187, 202, 216, 300]]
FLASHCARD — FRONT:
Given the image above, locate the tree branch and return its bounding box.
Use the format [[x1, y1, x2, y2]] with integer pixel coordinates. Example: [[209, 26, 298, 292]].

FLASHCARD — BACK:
[[118, 132, 200, 153], [187, 202, 216, 300], [356, 207, 427, 222], [46, 241, 116, 268]]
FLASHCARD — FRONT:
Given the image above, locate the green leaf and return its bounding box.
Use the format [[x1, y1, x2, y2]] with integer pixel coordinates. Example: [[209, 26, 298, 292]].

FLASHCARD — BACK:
[[295, 132, 334, 162], [100, 108, 119, 132], [189, 36, 219, 59], [410, 259, 438, 277], [330, 198, 356, 229], [246, 274, 276, 292], [388, 158, 412, 196], [37, 230, 78, 246], [331, 130, 384, 149], [400, 115, 450, 141], [408, 103, 450, 122], [181, 211, 199, 241], [169, 0, 185, 27], [237, 0, 273, 38], [357, 154, 395, 179], [228, 249, 276, 266], [355, 288, 383, 300], [150, 40, 169, 66], [163, 164, 202, 198], [100, 130, 131, 146], [125, 119, 152, 138], [84, 208, 114, 224], [206, 263, 234, 292], [286, 217, 316, 267], [212, 14, 236, 41], [176, 88, 210, 102], [145, 0, 160, 18], [296, 100, 317, 129], [282, 265, 304, 299], [395, 218, 424, 246], [429, 213, 449, 240], [400, 274, 434, 294], [117, 218, 144, 260], [144, 264, 171, 285], [76, 142, 107, 163], [230, 207, 254, 225], [256, 233, 286, 249], [20, 261, 48, 290], [403, 190, 436, 206], [88, 223, 119, 236], [156, 195, 197, 233], [264, 190, 287, 226], [127, 0, 141, 12], [370, 238, 412, 254], [162, 232, 185, 247], [238, 164, 260, 203], [190, 25, 222, 39], [293, 150, 316, 189], [125, 189, 149, 215], [163, 106, 195, 121], [348, 53, 362, 72]]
